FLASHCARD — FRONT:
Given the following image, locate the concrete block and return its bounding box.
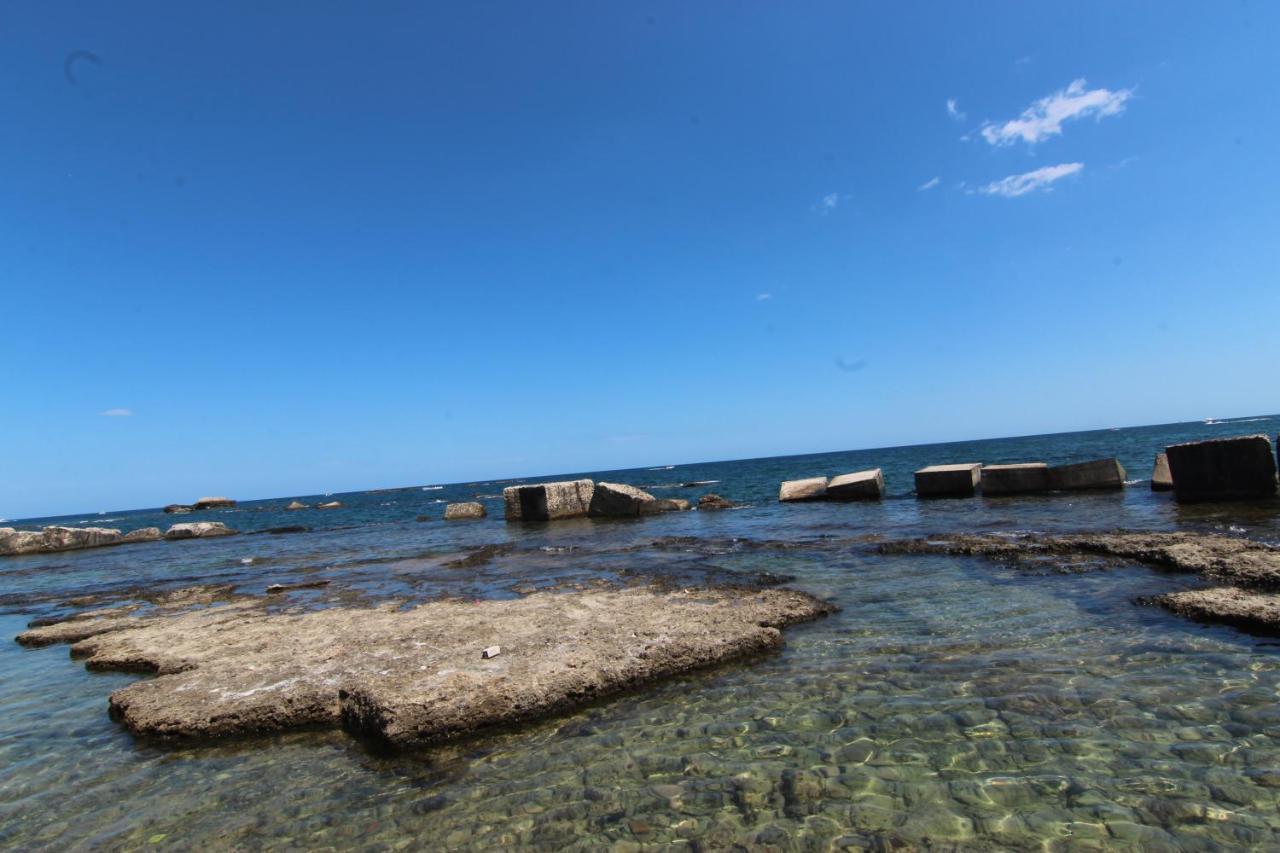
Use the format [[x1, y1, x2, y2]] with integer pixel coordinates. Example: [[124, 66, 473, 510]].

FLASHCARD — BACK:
[[1047, 458, 1126, 491], [914, 464, 981, 498], [589, 482, 656, 517], [826, 469, 884, 501], [503, 479, 595, 521], [1151, 452, 1173, 492], [981, 463, 1049, 495], [778, 477, 828, 502], [1166, 434, 1278, 502], [443, 502, 486, 520]]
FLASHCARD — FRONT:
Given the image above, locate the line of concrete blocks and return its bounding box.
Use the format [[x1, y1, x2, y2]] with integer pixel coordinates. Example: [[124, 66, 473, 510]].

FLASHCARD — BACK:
[[913, 458, 1129, 498], [502, 479, 692, 521], [1160, 433, 1278, 503], [778, 469, 885, 503]]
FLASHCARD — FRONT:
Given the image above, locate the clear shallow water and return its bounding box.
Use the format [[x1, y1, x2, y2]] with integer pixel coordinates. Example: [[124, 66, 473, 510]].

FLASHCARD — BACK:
[[4, 416, 1280, 849]]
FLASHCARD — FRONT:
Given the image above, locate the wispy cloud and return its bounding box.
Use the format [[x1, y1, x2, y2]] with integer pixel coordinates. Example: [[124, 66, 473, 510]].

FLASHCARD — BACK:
[[979, 163, 1084, 198], [918, 176, 941, 192], [946, 98, 966, 121], [980, 79, 1132, 146], [755, 292, 772, 302], [100, 408, 133, 417], [814, 192, 842, 214]]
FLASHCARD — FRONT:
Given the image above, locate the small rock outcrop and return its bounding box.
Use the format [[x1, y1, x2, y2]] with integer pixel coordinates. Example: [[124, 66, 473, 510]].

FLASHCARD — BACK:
[[1166, 434, 1278, 503], [285, 501, 308, 511], [192, 497, 236, 510], [1151, 452, 1174, 491], [163, 504, 193, 514], [826, 469, 885, 501], [1047, 458, 1126, 491], [981, 463, 1049, 495], [122, 527, 162, 544], [443, 502, 486, 520], [164, 522, 237, 540], [641, 498, 691, 514], [316, 501, 342, 510], [913, 464, 981, 498], [778, 477, 828, 503], [23, 586, 834, 748], [697, 494, 737, 510], [503, 480, 595, 522]]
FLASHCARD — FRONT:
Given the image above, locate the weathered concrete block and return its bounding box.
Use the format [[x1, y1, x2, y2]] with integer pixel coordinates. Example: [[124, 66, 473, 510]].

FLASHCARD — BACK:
[[914, 464, 981, 498], [443, 502, 486, 520], [981, 463, 1049, 495], [122, 527, 162, 543], [778, 477, 828, 502], [1166, 434, 1278, 502], [1047, 458, 1126, 491], [0, 528, 47, 556], [503, 479, 595, 521], [826, 469, 884, 501], [589, 482, 657, 518], [1151, 452, 1173, 492]]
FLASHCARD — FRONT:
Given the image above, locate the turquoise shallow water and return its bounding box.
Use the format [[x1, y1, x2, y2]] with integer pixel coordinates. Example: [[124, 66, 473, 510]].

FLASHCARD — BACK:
[[3, 416, 1280, 849]]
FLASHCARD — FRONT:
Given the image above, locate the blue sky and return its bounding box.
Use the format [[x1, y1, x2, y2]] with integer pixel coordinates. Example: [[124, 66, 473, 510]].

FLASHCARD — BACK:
[[3, 2, 1278, 518]]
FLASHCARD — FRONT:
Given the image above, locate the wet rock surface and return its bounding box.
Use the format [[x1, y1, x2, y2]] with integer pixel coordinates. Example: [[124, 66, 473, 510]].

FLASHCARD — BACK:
[[1155, 587, 1280, 634], [879, 530, 1280, 588], [23, 586, 834, 747]]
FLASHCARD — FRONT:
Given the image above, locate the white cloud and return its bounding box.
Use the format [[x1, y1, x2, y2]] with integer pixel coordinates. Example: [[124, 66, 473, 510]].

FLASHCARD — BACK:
[[100, 408, 133, 417], [815, 192, 841, 213], [980, 79, 1132, 146], [755, 292, 772, 302], [918, 176, 941, 191], [946, 98, 966, 121], [979, 162, 1084, 198]]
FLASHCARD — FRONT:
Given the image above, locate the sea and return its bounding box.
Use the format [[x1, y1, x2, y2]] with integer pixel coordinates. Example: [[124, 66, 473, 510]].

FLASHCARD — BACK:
[[2, 415, 1280, 849]]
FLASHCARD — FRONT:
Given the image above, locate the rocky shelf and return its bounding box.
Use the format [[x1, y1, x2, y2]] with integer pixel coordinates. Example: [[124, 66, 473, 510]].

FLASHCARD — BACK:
[[16, 585, 834, 749], [879, 530, 1280, 633]]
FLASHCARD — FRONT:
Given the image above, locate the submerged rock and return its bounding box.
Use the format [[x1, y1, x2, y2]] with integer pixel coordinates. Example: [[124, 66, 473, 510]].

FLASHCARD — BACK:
[[443, 502, 486, 520], [641, 498, 691, 514], [697, 494, 737, 510], [25, 586, 833, 747], [881, 531, 1280, 590], [1155, 587, 1280, 634], [164, 522, 237, 540]]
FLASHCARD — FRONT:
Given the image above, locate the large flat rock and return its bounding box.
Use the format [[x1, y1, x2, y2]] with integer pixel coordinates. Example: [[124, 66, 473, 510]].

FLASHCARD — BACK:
[[1047, 458, 1126, 491], [913, 464, 980, 498], [503, 480, 595, 521], [1157, 587, 1280, 634], [1166, 434, 1278, 502], [825, 469, 884, 501], [29, 586, 833, 747]]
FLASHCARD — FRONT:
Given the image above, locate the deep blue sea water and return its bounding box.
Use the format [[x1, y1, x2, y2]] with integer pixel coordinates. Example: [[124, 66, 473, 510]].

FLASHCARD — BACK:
[[3, 416, 1280, 850]]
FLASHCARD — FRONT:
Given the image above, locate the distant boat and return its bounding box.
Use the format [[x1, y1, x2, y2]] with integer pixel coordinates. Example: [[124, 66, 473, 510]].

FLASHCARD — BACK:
[[1204, 418, 1223, 425]]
